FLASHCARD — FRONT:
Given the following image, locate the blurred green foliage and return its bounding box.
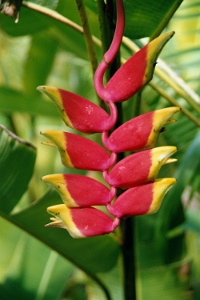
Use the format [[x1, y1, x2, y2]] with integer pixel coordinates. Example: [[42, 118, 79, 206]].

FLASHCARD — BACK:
[[0, 0, 200, 299]]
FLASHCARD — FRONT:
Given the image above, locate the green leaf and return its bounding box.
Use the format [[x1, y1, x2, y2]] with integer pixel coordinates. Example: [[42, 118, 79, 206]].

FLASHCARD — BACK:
[[123, 0, 183, 39], [0, 86, 57, 117], [23, 32, 58, 94], [0, 125, 36, 213], [0, 6, 50, 36], [138, 264, 189, 300], [136, 215, 189, 300], [1, 0, 183, 41], [8, 189, 120, 274], [30, 0, 59, 10], [185, 210, 200, 234], [0, 227, 74, 300], [157, 132, 200, 264], [84, 0, 183, 39]]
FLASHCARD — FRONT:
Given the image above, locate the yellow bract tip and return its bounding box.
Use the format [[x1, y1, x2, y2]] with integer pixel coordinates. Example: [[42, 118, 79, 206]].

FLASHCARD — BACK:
[[40, 130, 73, 168], [149, 146, 177, 179], [147, 107, 180, 148], [149, 178, 176, 213], [42, 174, 77, 207], [37, 86, 73, 129], [47, 204, 83, 238]]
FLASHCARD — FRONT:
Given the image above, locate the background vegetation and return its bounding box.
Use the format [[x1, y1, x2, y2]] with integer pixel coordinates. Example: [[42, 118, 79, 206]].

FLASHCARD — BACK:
[[0, 0, 200, 299]]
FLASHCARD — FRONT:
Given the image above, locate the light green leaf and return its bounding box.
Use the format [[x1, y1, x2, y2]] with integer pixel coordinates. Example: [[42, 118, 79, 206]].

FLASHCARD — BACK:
[[23, 32, 58, 94], [138, 265, 189, 300], [0, 228, 74, 300], [184, 210, 200, 234], [29, 0, 59, 10], [0, 86, 57, 117]]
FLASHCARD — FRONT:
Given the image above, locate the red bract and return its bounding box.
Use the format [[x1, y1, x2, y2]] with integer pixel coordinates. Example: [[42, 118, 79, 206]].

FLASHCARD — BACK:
[[41, 130, 116, 171], [41, 0, 178, 238], [107, 178, 176, 218], [37, 86, 117, 133], [104, 146, 177, 189], [102, 107, 180, 152], [94, 32, 174, 103], [46, 204, 120, 238], [42, 174, 116, 207]]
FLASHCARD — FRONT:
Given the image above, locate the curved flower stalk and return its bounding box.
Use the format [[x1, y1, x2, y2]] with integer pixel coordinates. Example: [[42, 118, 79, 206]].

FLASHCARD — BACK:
[[40, 0, 179, 238], [94, 31, 174, 103]]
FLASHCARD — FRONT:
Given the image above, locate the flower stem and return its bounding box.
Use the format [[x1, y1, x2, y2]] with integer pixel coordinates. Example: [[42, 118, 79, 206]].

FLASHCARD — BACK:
[[97, 1, 137, 299], [75, 0, 98, 75], [120, 218, 136, 300]]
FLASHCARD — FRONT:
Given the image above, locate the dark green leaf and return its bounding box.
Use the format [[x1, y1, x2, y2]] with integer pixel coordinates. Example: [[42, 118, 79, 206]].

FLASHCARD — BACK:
[[157, 132, 200, 263], [8, 189, 120, 274], [0, 125, 36, 213], [123, 0, 183, 38]]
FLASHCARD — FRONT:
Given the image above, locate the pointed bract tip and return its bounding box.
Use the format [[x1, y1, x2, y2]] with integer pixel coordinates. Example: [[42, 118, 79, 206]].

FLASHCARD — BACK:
[[40, 130, 66, 152], [154, 106, 180, 128], [40, 130, 65, 149], [148, 31, 175, 59], [144, 31, 175, 83], [148, 146, 177, 180], [42, 174, 65, 184], [152, 146, 177, 164], [149, 177, 176, 213], [37, 86, 60, 101], [37, 85, 58, 95], [36, 85, 45, 92], [46, 204, 84, 238]]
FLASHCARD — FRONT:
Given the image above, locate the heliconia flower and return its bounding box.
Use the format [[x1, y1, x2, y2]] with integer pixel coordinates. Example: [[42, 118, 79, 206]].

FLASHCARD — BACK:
[[37, 86, 117, 134], [102, 107, 180, 153], [41, 130, 116, 171], [103, 146, 177, 189], [94, 31, 174, 103], [46, 204, 120, 238], [42, 173, 116, 207], [107, 178, 176, 218]]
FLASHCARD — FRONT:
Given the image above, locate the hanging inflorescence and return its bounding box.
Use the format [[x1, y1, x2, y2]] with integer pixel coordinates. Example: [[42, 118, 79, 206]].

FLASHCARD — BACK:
[[38, 0, 179, 238]]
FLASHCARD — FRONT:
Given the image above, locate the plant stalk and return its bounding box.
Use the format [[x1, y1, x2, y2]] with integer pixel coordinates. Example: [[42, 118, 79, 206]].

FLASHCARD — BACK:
[[120, 217, 136, 300], [97, 1, 136, 299], [75, 0, 98, 75]]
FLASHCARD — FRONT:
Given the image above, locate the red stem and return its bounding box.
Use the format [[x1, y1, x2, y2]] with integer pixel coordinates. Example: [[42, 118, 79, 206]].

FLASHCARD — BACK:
[[94, 0, 125, 102], [104, 0, 125, 64]]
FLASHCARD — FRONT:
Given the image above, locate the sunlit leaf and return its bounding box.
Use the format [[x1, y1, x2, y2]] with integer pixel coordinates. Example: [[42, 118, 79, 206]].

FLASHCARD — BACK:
[[0, 231, 73, 300]]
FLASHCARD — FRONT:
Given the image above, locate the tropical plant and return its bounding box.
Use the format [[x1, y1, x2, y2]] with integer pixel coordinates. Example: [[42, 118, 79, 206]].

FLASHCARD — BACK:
[[0, 0, 200, 299]]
